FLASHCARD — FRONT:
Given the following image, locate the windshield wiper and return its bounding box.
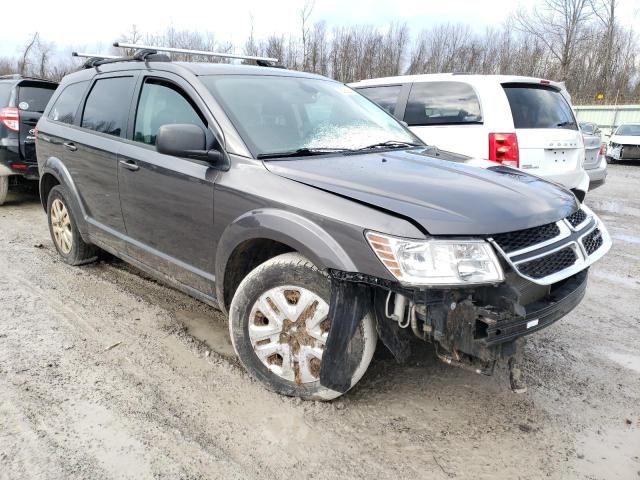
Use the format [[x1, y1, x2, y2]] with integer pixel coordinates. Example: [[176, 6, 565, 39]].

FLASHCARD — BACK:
[[355, 140, 422, 151], [257, 147, 352, 160], [556, 121, 576, 128]]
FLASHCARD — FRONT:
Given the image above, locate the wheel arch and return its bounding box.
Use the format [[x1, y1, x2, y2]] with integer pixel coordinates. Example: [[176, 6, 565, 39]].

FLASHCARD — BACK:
[[39, 157, 89, 239], [215, 208, 358, 315]]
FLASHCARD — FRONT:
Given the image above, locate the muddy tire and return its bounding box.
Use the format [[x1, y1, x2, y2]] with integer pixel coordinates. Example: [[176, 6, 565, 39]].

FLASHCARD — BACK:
[[0, 176, 8, 206], [229, 252, 376, 401], [47, 185, 97, 265]]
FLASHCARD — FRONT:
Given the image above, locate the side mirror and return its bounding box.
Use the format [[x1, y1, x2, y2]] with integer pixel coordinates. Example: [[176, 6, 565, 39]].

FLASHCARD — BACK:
[[156, 123, 223, 165]]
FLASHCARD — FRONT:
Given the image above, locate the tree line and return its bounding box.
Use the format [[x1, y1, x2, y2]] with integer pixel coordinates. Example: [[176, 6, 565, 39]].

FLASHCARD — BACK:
[[1, 0, 638, 104]]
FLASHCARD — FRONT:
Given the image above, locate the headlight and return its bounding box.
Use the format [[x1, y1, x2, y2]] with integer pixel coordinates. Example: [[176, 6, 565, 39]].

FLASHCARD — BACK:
[[366, 231, 504, 285]]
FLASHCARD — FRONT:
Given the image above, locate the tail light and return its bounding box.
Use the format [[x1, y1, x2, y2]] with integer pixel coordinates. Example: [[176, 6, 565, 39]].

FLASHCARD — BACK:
[[599, 143, 606, 156], [0, 107, 19, 131], [489, 133, 519, 168]]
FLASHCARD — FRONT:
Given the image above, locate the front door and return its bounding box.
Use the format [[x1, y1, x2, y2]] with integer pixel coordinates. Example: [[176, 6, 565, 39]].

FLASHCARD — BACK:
[[117, 75, 218, 296]]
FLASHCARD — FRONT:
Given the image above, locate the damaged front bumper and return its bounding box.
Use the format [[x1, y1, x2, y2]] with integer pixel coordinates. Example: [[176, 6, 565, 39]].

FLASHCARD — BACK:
[[319, 267, 589, 393]]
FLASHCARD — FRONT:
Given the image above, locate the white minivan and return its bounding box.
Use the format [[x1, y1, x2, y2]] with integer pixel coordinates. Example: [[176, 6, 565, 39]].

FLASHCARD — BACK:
[[350, 74, 590, 200]]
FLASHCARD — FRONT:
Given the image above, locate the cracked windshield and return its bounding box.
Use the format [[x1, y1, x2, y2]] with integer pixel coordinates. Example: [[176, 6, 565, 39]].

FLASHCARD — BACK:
[[202, 75, 418, 157]]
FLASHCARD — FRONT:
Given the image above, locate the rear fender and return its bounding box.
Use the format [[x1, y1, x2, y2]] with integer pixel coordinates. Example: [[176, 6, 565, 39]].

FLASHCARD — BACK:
[[39, 157, 89, 239]]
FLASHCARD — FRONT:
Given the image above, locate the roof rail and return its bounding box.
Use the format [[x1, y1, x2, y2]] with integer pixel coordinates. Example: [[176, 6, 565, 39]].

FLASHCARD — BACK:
[[113, 42, 280, 66]]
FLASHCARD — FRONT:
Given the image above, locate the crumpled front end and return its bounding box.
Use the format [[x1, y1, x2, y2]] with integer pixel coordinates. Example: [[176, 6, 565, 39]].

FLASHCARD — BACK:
[[319, 205, 611, 393]]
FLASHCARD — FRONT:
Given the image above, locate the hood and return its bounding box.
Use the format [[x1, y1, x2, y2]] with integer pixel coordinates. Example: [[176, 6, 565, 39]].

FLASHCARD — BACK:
[[265, 149, 578, 236], [610, 135, 640, 145]]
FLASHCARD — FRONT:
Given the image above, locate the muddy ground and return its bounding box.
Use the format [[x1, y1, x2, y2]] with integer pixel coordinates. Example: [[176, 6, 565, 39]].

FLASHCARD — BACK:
[[1, 165, 639, 480]]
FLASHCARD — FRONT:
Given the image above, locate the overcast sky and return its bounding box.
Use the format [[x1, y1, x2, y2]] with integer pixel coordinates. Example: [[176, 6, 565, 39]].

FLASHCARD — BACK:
[[1, 0, 638, 58]]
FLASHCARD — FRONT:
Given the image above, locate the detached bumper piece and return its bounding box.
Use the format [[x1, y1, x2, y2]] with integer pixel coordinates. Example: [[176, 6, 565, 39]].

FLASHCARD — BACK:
[[481, 269, 587, 346]]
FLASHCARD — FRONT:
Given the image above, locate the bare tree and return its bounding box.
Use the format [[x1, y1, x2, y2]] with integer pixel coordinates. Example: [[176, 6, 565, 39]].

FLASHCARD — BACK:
[[514, 0, 593, 80], [18, 32, 39, 76]]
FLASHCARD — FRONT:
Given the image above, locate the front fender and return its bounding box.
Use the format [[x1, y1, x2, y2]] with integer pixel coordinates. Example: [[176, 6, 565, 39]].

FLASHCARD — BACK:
[[39, 157, 89, 239], [215, 208, 359, 306]]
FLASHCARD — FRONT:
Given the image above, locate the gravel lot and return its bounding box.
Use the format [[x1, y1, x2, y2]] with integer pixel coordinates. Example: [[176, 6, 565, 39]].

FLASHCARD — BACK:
[[1, 165, 639, 480]]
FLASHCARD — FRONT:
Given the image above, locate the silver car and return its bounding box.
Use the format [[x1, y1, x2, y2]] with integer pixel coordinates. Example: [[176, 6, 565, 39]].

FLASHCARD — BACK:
[[580, 122, 607, 190]]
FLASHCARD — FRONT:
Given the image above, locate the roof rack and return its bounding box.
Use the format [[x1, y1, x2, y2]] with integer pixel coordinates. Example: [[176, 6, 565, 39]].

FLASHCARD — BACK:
[[73, 52, 120, 60], [113, 42, 281, 67], [72, 52, 121, 68]]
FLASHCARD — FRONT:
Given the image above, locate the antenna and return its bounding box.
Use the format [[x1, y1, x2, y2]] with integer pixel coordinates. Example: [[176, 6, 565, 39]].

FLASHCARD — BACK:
[[112, 42, 279, 64]]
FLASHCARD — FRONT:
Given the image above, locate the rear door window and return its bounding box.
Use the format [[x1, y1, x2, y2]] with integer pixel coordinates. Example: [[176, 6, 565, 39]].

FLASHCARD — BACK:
[[502, 84, 577, 130], [404, 81, 482, 126], [48, 81, 88, 124], [17, 84, 56, 113], [357, 85, 402, 115], [82, 76, 136, 137], [133, 79, 206, 146]]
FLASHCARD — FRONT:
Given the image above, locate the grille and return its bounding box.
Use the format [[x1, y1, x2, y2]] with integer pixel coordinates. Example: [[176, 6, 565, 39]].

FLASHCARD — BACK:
[[493, 222, 560, 253], [582, 228, 603, 255], [518, 246, 577, 279], [621, 145, 640, 159], [566, 208, 587, 228]]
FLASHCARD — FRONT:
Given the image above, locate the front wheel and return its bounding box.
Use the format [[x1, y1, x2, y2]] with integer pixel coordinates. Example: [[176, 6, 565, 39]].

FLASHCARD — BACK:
[[229, 253, 377, 400], [0, 176, 8, 206]]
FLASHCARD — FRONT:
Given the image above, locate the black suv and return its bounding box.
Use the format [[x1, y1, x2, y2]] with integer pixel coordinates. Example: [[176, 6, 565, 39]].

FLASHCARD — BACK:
[[36, 50, 611, 400], [0, 75, 57, 205]]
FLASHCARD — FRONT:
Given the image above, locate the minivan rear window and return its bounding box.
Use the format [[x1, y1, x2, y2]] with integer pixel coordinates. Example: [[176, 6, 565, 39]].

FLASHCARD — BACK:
[[503, 84, 577, 130], [18, 84, 56, 113], [404, 81, 482, 126]]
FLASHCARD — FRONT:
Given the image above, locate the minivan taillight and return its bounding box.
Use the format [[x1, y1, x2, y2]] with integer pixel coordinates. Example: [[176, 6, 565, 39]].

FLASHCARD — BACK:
[[0, 107, 19, 131], [599, 143, 606, 156], [489, 133, 519, 168]]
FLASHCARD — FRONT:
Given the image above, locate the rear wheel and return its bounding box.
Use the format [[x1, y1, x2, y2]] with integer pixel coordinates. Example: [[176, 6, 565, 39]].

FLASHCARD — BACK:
[[47, 185, 97, 265], [229, 252, 376, 400], [0, 176, 8, 206], [605, 156, 616, 164]]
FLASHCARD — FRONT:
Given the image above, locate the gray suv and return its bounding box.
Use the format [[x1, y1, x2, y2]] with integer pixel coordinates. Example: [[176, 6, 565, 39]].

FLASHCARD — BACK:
[[36, 48, 611, 400]]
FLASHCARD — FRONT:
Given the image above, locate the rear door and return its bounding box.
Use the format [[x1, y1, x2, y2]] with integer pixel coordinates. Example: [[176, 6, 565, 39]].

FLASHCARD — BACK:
[[16, 81, 57, 162], [502, 83, 584, 178], [67, 73, 137, 249]]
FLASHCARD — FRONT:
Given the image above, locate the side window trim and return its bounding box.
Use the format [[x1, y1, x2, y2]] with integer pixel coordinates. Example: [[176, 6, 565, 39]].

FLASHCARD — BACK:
[[394, 83, 412, 121], [80, 71, 139, 137]]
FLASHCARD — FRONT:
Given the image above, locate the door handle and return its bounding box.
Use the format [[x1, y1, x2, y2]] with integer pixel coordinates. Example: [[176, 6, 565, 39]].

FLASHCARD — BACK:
[[63, 142, 77, 152], [119, 159, 140, 172]]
